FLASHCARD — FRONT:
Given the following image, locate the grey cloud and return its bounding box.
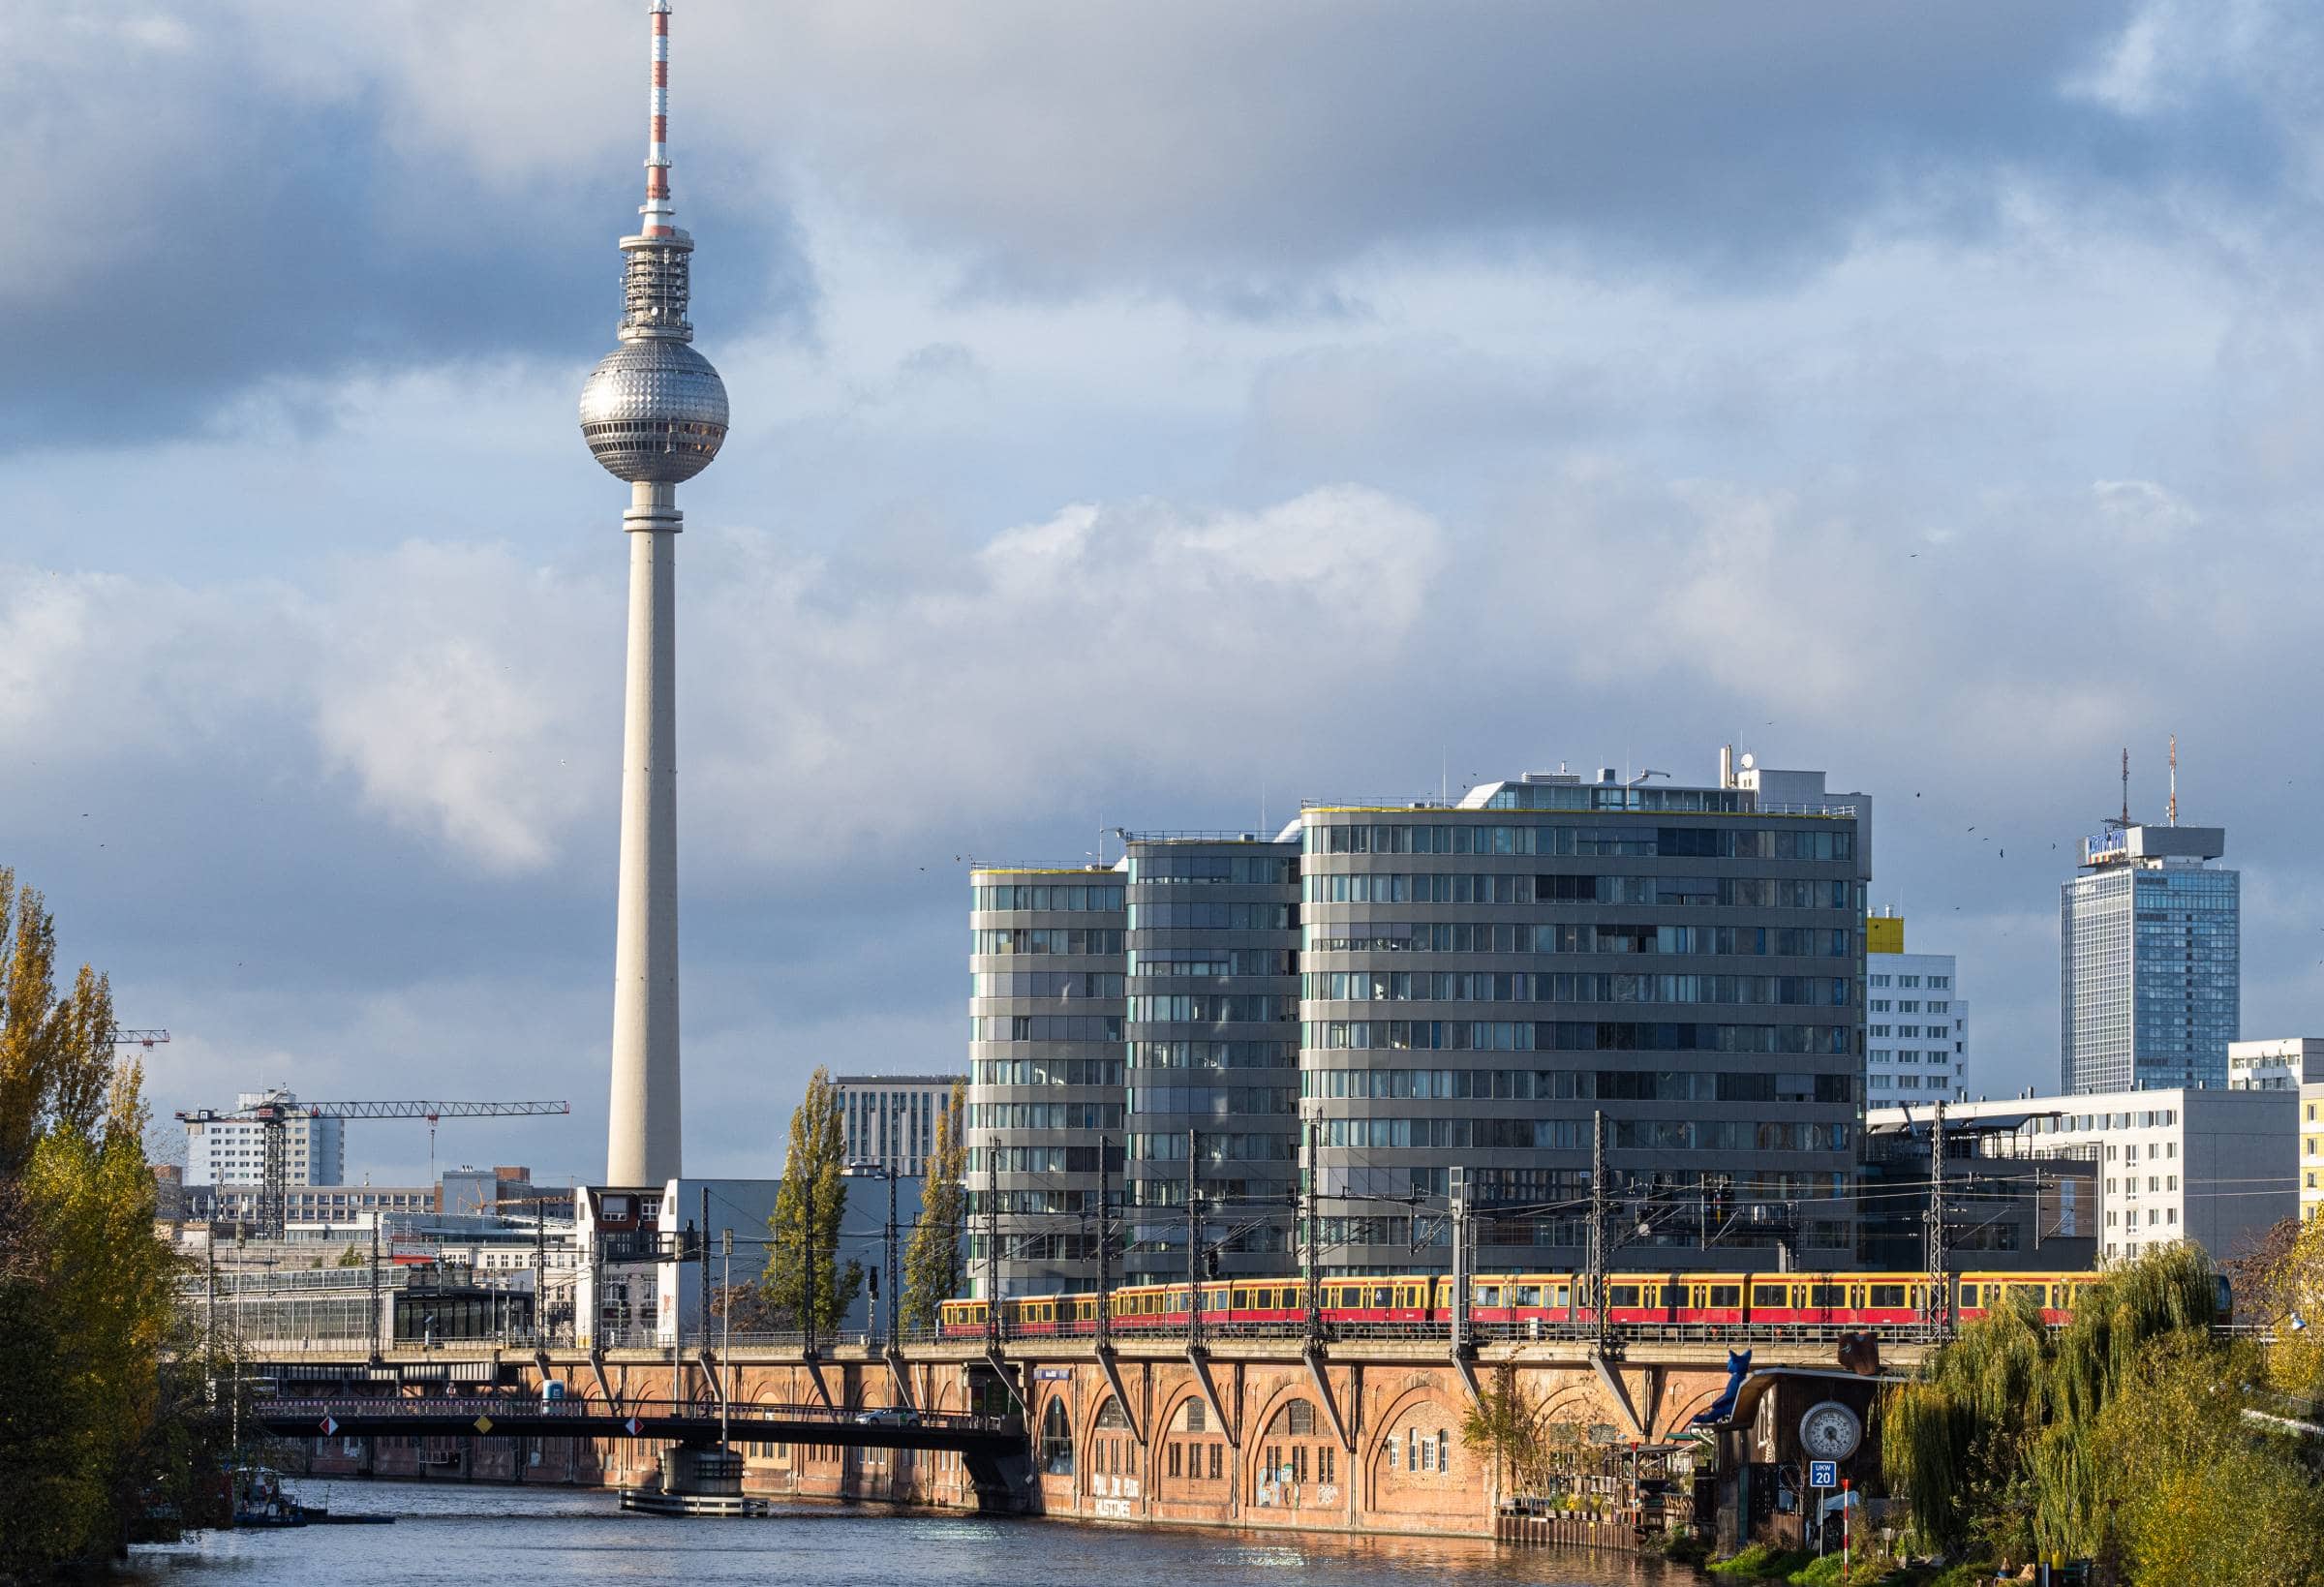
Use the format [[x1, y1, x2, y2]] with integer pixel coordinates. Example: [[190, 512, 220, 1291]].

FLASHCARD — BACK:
[[0, 5, 807, 449], [753, 0, 2282, 293]]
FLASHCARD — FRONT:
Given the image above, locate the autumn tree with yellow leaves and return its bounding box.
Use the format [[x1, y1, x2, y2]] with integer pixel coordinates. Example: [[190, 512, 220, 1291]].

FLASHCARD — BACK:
[[0, 870, 197, 1578]]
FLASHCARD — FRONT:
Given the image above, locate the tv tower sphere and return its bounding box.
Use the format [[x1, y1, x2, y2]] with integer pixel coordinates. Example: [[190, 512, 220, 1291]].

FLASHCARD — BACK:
[[579, 338, 728, 484]]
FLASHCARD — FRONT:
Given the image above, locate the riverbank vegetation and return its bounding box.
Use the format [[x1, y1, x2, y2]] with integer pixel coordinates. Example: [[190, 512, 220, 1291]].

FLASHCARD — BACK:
[[1879, 1242, 2324, 1585], [0, 870, 223, 1582]]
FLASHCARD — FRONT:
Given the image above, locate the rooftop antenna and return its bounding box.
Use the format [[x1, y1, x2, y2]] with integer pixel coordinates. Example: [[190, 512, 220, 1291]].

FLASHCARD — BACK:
[[2120, 747, 2130, 829], [2168, 734, 2178, 827]]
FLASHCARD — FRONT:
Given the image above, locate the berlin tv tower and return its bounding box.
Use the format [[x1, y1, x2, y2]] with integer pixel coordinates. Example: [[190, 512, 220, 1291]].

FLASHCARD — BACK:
[[578, 1, 728, 1186]]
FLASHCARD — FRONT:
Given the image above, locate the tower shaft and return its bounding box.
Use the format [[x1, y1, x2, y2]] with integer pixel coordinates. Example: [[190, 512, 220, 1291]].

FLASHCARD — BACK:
[[607, 483, 682, 1185]]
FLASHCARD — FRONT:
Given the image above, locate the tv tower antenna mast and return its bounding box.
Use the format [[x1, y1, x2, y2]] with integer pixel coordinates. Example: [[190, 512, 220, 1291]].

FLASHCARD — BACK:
[[2168, 734, 2178, 827], [580, 1, 729, 1186]]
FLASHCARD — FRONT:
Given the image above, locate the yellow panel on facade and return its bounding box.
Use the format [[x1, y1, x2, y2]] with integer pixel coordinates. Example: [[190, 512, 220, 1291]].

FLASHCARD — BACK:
[[1867, 916, 1906, 954]]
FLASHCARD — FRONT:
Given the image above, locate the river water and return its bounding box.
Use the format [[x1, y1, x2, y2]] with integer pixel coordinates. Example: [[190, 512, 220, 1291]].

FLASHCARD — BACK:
[[128, 1484, 1704, 1587]]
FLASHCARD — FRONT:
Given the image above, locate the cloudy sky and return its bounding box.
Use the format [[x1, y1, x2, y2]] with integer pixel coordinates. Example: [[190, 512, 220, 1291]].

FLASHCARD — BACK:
[[7, 0, 2322, 1187]]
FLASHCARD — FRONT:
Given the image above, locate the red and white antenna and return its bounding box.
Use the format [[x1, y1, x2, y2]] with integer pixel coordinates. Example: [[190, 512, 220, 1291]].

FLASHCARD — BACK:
[[642, 2, 675, 238]]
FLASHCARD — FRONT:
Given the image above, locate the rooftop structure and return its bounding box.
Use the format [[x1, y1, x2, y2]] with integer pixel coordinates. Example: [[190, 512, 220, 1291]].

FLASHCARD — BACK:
[[586, 3, 729, 1187], [2230, 1038, 2324, 1092]]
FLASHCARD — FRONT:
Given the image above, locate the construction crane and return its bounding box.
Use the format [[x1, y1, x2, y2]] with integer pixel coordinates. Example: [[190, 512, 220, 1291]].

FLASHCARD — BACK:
[[173, 1092, 570, 1240], [111, 1028, 170, 1050]]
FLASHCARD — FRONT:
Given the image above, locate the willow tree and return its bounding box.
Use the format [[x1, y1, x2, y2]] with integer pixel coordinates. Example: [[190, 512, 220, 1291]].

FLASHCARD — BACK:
[[901, 1079, 965, 1332], [1882, 1244, 2223, 1566], [763, 1067, 862, 1340]]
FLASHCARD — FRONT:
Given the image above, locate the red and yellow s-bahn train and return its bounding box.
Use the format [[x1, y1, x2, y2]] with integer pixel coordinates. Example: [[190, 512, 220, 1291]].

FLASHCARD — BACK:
[[937, 1268, 2214, 1338]]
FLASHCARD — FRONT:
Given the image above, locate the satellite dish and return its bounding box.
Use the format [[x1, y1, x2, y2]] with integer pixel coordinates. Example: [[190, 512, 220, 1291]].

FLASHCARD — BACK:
[[1740, 752, 1757, 771]]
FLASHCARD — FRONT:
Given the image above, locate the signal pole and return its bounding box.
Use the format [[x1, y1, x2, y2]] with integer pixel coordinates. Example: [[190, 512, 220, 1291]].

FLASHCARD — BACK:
[[883, 1163, 901, 1355], [1926, 1099, 1951, 1339], [802, 1175, 818, 1358], [984, 1136, 1002, 1351], [1185, 1127, 1204, 1351], [1590, 1109, 1608, 1349], [368, 1215, 382, 1360], [1450, 1166, 1472, 1356], [1302, 1119, 1322, 1345], [1095, 1135, 1112, 1348]]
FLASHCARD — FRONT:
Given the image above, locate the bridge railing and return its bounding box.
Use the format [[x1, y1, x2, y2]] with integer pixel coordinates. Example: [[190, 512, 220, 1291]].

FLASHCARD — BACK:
[[261, 1394, 1007, 1433]]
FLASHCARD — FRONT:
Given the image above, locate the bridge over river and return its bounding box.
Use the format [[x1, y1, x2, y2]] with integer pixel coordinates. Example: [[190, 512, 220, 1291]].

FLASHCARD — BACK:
[[241, 1328, 1920, 1535]]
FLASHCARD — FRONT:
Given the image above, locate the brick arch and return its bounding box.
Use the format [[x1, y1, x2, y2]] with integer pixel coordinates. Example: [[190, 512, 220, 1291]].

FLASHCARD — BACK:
[[1366, 1380, 1469, 1519], [1083, 1391, 1139, 1495], [1153, 1387, 1231, 1501], [1243, 1384, 1341, 1514]]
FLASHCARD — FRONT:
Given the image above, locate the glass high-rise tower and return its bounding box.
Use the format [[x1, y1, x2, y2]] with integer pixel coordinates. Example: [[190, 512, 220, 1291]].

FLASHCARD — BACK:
[[2060, 823, 2238, 1094]]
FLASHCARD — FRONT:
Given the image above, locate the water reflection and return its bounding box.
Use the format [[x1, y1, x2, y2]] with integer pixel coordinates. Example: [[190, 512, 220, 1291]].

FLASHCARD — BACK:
[[130, 1484, 1702, 1587]]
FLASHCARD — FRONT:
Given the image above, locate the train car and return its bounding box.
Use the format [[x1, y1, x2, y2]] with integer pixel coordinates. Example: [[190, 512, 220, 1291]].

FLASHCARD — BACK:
[[1670, 1273, 1749, 1326], [1231, 1278, 1310, 1328], [1467, 1274, 1579, 1328], [1320, 1275, 1436, 1325], [1741, 1273, 1933, 1328], [1955, 1272, 2102, 1326]]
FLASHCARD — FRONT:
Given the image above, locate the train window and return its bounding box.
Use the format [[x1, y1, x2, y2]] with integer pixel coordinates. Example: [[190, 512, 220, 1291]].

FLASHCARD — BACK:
[[1868, 1285, 1908, 1308], [1370, 1287, 1392, 1309], [1607, 1285, 1641, 1308], [1708, 1286, 1742, 1309], [1809, 1285, 1844, 1308], [1751, 1285, 1788, 1308], [1477, 1285, 1500, 1306], [1959, 1283, 1980, 1307], [1516, 1285, 1542, 1307], [1551, 1285, 1571, 1308], [2008, 1285, 2043, 1307]]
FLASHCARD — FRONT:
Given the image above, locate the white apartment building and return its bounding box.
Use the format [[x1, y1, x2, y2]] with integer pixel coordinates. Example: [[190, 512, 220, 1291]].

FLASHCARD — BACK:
[[1864, 914, 1968, 1103], [2231, 1037, 2324, 1092], [2300, 1083, 2324, 1223], [183, 1091, 346, 1188], [835, 1073, 960, 1177], [1873, 1086, 2293, 1264]]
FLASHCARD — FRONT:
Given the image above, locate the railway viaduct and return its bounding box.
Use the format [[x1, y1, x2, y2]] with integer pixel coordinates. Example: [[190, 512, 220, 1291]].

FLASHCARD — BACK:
[[258, 1329, 1919, 1536]]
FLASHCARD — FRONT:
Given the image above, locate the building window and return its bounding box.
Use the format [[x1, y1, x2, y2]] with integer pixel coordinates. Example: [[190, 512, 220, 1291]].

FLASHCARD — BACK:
[[1039, 1398, 1074, 1476]]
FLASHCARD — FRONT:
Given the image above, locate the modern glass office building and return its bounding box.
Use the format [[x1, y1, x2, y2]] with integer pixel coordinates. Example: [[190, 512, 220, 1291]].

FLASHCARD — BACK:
[[1299, 760, 1871, 1274], [2060, 823, 2238, 1094], [1120, 835, 1301, 1285], [966, 868, 1125, 1297], [965, 752, 1875, 1294]]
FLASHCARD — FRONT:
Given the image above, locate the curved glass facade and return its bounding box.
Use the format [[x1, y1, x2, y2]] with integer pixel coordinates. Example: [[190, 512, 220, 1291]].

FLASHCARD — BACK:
[[1298, 794, 1868, 1274], [1122, 837, 1301, 1284], [967, 869, 1125, 1297]]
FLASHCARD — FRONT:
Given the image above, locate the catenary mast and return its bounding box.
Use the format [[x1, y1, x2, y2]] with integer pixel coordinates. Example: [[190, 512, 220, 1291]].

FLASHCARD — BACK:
[[579, 1, 729, 1185]]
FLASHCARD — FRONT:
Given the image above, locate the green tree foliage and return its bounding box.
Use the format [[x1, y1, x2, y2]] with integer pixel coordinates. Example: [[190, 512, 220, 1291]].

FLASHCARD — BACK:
[[2244, 1210, 2324, 1396], [1458, 1365, 1583, 1495], [0, 870, 196, 1578], [2086, 1334, 2324, 1587], [763, 1067, 862, 1338], [1880, 1243, 2320, 1580], [901, 1079, 965, 1332]]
